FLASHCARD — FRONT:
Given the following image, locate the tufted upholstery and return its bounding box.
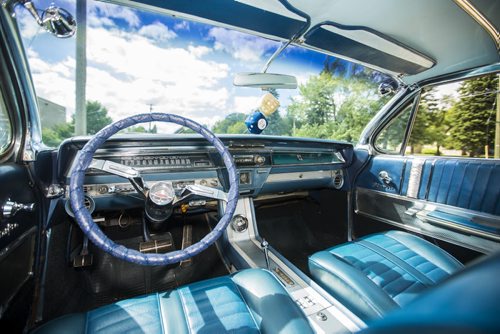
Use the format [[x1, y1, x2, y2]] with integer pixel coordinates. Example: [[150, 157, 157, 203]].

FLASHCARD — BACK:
[[33, 269, 314, 334], [308, 231, 463, 321], [420, 159, 500, 215]]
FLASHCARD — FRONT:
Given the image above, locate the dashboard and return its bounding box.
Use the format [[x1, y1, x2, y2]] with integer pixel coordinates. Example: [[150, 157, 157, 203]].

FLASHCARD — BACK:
[[53, 134, 353, 211]]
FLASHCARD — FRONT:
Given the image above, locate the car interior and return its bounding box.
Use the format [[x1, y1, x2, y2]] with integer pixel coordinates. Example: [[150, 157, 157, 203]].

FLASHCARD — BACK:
[[0, 0, 499, 333]]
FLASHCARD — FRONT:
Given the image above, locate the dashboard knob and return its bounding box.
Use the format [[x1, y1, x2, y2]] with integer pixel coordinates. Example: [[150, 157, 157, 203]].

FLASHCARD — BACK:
[[255, 155, 265, 165], [231, 215, 248, 233]]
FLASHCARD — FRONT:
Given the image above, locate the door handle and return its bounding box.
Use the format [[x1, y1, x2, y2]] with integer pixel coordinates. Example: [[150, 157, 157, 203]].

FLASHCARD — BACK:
[[378, 171, 392, 184]]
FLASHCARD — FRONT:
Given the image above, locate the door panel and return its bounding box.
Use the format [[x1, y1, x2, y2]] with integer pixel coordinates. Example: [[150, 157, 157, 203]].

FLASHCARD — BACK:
[[0, 163, 38, 317], [355, 156, 408, 195], [354, 155, 500, 253]]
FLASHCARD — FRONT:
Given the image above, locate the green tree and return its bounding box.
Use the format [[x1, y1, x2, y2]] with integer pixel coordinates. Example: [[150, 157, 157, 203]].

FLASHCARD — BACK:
[[261, 89, 292, 136], [287, 71, 388, 142], [42, 100, 113, 146], [448, 74, 498, 157], [86, 100, 113, 135], [212, 113, 247, 134], [408, 88, 444, 154]]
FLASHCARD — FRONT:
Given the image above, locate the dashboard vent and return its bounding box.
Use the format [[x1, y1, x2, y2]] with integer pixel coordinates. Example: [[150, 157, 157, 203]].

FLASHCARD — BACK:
[[333, 171, 344, 189]]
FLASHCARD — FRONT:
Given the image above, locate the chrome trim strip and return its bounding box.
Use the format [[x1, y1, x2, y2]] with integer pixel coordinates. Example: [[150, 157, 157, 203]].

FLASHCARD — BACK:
[[356, 209, 499, 254], [416, 210, 500, 242], [359, 187, 500, 222], [407, 158, 424, 198], [266, 170, 333, 183], [453, 0, 500, 50], [355, 188, 500, 253]]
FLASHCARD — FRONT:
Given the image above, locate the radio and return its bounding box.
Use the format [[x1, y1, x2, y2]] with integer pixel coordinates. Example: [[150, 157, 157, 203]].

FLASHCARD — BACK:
[[233, 154, 267, 166]]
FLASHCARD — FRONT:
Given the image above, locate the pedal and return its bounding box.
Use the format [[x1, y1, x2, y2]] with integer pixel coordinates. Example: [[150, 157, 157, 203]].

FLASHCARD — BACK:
[[139, 232, 174, 253], [73, 253, 93, 267], [73, 236, 93, 268], [180, 224, 193, 268]]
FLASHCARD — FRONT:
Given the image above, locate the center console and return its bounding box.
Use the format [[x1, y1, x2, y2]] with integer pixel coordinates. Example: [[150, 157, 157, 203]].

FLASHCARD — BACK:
[[221, 197, 365, 333]]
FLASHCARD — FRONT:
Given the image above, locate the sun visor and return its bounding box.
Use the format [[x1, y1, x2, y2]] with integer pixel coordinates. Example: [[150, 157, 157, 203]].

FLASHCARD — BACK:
[[126, 0, 307, 40], [303, 23, 435, 75]]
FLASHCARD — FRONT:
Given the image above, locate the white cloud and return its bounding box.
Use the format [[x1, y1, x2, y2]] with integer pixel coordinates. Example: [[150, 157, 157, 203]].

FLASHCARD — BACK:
[[232, 96, 261, 114], [174, 21, 190, 31], [138, 21, 177, 42], [88, 14, 114, 28], [90, 2, 140, 28], [26, 22, 232, 130], [208, 27, 278, 62], [27, 50, 75, 118], [15, 9, 46, 39], [188, 45, 211, 58]]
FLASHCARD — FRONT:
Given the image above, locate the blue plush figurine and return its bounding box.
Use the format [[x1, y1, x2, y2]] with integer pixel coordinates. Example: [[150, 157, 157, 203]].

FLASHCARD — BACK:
[[245, 110, 268, 134]]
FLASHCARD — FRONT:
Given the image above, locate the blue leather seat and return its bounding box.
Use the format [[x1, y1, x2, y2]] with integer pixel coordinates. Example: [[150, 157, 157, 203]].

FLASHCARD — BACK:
[[33, 269, 314, 334], [308, 231, 463, 321], [359, 251, 500, 333]]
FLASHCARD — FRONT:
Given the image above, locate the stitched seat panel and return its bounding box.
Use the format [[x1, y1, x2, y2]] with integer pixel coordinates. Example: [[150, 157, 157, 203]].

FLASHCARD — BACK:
[[87, 294, 163, 333], [327, 232, 456, 308], [178, 277, 259, 333]]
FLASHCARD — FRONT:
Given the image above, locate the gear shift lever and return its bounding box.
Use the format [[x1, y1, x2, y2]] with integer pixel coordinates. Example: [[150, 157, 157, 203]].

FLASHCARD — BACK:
[[261, 238, 270, 270]]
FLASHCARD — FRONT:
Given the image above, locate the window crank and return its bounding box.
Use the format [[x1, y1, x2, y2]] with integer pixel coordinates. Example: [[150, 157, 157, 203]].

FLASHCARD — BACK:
[[1, 199, 35, 219]]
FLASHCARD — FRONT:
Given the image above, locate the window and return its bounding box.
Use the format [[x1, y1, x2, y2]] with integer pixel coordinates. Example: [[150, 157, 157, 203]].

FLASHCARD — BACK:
[[407, 73, 499, 158], [374, 103, 413, 154], [0, 92, 13, 155], [15, 0, 394, 147]]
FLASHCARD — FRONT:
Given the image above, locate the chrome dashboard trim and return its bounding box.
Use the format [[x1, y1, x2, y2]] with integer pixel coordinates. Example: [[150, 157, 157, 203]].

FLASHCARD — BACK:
[[266, 170, 335, 183]]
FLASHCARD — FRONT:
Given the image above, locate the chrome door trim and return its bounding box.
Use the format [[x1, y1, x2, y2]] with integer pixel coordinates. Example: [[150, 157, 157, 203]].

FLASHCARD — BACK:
[[355, 188, 500, 253]]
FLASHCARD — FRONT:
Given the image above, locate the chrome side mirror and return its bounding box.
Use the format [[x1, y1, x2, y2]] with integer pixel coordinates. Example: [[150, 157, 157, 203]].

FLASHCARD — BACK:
[[18, 1, 76, 38], [41, 5, 76, 38], [378, 80, 399, 96]]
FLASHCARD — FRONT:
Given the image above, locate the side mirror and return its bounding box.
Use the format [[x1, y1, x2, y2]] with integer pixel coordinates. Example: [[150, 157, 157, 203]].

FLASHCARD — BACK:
[[19, 1, 76, 38], [234, 73, 297, 89], [42, 5, 76, 38], [378, 80, 399, 96]]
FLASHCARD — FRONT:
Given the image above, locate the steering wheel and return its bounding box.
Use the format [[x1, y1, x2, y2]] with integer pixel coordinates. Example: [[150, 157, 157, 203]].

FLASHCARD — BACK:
[[69, 113, 239, 265]]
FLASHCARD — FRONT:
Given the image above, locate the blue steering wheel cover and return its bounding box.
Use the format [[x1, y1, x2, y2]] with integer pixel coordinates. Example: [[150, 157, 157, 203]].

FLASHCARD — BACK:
[[69, 113, 239, 265]]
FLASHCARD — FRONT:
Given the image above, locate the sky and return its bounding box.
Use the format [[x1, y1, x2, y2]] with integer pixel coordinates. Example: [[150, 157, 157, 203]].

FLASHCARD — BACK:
[[16, 0, 326, 133]]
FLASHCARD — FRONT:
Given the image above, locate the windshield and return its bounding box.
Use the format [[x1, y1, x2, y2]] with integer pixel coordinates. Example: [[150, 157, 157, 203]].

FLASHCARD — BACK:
[[16, 0, 393, 146]]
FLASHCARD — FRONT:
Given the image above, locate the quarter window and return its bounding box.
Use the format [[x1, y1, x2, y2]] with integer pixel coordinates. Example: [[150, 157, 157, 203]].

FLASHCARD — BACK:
[[374, 103, 413, 154], [407, 73, 499, 158]]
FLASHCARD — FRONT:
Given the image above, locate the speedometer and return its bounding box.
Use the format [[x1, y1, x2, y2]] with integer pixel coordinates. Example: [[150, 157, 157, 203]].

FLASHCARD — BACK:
[[148, 182, 175, 205]]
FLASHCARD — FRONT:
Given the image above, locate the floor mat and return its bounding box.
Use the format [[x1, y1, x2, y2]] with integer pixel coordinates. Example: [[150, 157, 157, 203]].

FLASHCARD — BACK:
[[41, 213, 228, 321]]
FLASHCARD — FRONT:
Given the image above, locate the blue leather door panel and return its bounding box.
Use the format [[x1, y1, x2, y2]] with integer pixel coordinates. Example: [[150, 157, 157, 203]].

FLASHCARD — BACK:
[[354, 155, 500, 248], [420, 159, 499, 215], [356, 156, 408, 195]]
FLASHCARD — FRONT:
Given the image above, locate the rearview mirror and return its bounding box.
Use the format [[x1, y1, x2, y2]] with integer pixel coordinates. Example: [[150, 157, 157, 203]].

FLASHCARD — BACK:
[[234, 73, 298, 89]]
